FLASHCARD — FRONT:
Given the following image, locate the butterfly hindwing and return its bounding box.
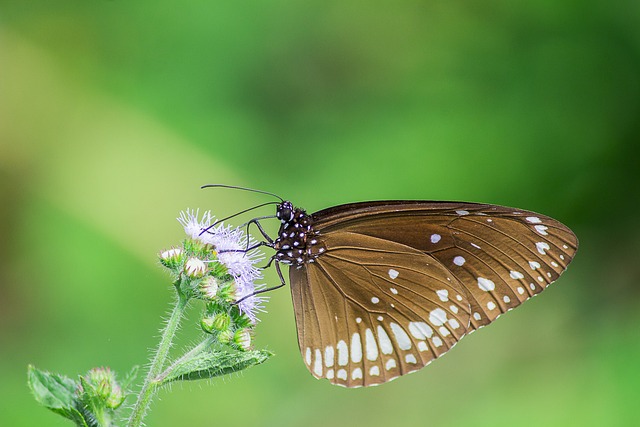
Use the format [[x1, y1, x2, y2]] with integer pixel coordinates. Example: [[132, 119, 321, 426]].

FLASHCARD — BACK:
[[289, 232, 472, 387]]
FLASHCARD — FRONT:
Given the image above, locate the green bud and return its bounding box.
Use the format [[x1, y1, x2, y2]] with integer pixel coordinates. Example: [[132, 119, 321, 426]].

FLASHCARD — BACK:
[[80, 367, 124, 409], [216, 280, 237, 302], [233, 329, 252, 351], [212, 313, 231, 332], [199, 276, 219, 300], [201, 316, 215, 333], [218, 329, 233, 345]]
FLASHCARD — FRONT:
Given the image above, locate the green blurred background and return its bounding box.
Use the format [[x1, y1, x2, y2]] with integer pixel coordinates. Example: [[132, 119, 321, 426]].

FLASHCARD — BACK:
[[1, 1, 639, 426]]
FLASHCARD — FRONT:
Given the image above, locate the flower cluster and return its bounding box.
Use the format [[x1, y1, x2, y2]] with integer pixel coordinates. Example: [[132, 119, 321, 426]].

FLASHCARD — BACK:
[[159, 209, 267, 351]]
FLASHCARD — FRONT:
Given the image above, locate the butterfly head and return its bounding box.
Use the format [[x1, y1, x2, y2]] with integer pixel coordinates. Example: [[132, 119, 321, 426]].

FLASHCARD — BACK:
[[276, 201, 295, 223], [274, 202, 324, 266]]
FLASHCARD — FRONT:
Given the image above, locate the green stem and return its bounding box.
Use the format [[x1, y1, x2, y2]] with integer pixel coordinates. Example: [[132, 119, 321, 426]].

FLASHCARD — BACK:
[[127, 292, 189, 427]]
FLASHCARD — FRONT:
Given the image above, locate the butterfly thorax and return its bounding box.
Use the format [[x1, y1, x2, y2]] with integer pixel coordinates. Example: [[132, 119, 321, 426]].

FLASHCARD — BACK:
[[274, 201, 325, 267]]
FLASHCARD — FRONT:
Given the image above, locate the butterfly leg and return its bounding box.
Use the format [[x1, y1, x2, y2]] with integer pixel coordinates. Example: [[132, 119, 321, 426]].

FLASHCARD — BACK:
[[243, 217, 275, 245]]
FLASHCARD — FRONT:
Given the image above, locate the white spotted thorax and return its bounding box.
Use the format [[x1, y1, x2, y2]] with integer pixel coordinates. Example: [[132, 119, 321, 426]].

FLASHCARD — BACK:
[[271, 200, 577, 387], [178, 209, 266, 323], [274, 201, 325, 266]]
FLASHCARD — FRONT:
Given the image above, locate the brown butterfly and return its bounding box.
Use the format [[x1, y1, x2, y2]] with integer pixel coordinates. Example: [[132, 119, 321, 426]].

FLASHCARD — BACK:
[[204, 187, 578, 388]]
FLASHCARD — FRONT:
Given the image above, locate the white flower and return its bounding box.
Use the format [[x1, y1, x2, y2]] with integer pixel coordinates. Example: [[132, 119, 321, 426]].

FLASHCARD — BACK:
[[177, 209, 267, 323], [178, 209, 213, 240]]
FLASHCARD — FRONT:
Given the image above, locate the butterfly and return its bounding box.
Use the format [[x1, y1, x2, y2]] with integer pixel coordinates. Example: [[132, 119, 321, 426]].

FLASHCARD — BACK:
[[205, 187, 579, 388]]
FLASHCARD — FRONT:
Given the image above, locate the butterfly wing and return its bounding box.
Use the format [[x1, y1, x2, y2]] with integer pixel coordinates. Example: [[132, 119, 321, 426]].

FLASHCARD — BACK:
[[290, 231, 472, 387], [311, 201, 578, 330]]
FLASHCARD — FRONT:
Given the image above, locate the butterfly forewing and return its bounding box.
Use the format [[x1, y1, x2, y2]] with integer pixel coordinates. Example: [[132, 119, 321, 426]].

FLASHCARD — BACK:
[[290, 231, 472, 387], [311, 202, 578, 331]]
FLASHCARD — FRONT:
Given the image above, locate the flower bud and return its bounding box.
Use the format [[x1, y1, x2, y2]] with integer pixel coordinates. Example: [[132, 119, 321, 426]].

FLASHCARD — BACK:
[[234, 329, 252, 351], [218, 329, 233, 345], [200, 316, 215, 333], [184, 257, 207, 278], [159, 247, 184, 270], [81, 367, 124, 409], [199, 276, 219, 300]]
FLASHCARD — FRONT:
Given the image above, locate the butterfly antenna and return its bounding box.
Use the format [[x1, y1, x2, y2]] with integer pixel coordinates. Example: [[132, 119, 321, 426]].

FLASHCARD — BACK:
[[215, 202, 279, 225], [201, 184, 284, 202]]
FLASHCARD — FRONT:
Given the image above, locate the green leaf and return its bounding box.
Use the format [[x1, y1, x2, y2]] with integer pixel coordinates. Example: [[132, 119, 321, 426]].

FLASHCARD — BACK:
[[27, 365, 89, 427], [159, 348, 273, 384]]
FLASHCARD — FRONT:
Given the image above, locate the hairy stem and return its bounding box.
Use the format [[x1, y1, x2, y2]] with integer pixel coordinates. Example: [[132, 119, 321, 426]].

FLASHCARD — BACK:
[[127, 292, 188, 427]]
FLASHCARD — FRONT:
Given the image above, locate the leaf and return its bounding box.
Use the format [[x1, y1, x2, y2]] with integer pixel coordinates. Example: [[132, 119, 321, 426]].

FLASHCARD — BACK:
[[121, 365, 139, 390], [160, 348, 273, 384], [27, 365, 89, 427]]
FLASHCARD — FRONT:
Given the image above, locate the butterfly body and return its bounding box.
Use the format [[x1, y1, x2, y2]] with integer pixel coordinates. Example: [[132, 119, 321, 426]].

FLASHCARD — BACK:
[[267, 199, 578, 387]]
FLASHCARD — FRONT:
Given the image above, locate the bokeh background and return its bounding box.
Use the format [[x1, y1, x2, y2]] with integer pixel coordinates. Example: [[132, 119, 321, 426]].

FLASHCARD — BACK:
[[1, 1, 639, 426]]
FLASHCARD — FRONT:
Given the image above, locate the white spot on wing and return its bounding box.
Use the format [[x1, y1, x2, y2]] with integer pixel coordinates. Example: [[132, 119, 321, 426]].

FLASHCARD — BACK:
[[385, 359, 397, 370], [369, 366, 380, 376], [324, 346, 334, 367], [326, 369, 334, 379], [409, 322, 433, 339], [430, 234, 441, 243], [388, 269, 399, 279], [305, 347, 311, 366], [351, 333, 363, 363], [436, 289, 449, 302], [510, 271, 525, 279], [450, 305, 459, 314], [390, 287, 398, 294], [473, 312, 481, 320], [432, 336, 443, 347], [337, 369, 347, 380], [377, 326, 393, 355], [526, 216, 542, 224], [456, 210, 470, 215], [365, 328, 378, 361], [390, 323, 412, 350], [477, 277, 496, 291], [487, 301, 496, 310], [453, 256, 466, 266], [517, 286, 525, 294], [352, 368, 363, 380], [536, 242, 550, 255], [371, 297, 380, 304], [418, 341, 428, 352], [405, 354, 417, 364], [337, 340, 348, 366], [429, 308, 447, 326], [529, 261, 541, 270], [355, 317, 362, 324], [448, 318, 460, 329], [503, 295, 511, 303], [438, 326, 451, 337], [535, 225, 549, 235], [313, 349, 323, 376]]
